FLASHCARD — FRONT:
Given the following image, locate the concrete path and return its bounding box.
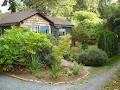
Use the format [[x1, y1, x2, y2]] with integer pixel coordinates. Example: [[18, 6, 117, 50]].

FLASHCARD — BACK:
[[0, 63, 120, 90]]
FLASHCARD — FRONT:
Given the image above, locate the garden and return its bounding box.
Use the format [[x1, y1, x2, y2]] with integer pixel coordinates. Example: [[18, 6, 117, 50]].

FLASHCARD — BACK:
[[0, 0, 120, 86], [103, 70, 120, 90]]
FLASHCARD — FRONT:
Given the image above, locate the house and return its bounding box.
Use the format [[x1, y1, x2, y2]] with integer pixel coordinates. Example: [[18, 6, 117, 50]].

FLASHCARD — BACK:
[[0, 9, 73, 36]]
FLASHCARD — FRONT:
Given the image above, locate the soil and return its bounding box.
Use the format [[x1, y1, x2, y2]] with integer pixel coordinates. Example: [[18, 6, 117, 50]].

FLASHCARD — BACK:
[[5, 67, 87, 83]]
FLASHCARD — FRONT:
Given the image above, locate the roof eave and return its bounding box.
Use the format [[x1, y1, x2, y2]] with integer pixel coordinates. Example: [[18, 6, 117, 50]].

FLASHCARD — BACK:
[[0, 22, 19, 26], [54, 24, 74, 27]]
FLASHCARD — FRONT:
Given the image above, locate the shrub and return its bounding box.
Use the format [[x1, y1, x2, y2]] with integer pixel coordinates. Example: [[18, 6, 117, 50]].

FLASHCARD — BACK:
[[69, 47, 79, 61], [72, 62, 80, 75], [52, 35, 71, 62], [30, 55, 42, 71], [50, 63, 60, 79], [30, 56, 43, 79], [0, 27, 52, 72], [98, 30, 119, 57], [78, 48, 108, 66], [47, 34, 58, 45], [62, 71, 73, 77], [81, 43, 88, 50], [73, 11, 103, 41]]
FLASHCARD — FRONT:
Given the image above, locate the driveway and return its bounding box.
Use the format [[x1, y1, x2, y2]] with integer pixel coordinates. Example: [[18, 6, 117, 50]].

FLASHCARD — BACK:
[[0, 63, 120, 90]]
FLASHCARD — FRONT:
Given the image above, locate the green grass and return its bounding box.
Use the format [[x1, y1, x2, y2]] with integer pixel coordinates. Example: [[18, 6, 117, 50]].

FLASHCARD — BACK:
[[89, 54, 120, 76], [88, 45, 97, 49]]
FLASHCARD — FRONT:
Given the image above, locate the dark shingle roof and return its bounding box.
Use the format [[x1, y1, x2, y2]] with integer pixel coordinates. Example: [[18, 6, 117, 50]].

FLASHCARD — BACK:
[[0, 9, 73, 26], [47, 17, 73, 26]]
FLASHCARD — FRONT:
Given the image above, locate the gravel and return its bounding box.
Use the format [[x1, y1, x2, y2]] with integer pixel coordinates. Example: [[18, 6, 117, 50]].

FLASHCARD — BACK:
[[0, 63, 120, 90]]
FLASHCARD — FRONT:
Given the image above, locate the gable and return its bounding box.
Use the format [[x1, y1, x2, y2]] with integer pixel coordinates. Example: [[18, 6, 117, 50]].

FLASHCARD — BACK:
[[20, 14, 50, 27], [0, 9, 73, 27]]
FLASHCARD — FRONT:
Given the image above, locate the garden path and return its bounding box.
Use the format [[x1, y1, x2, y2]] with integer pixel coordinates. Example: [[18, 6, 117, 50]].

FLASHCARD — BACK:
[[0, 63, 120, 90]]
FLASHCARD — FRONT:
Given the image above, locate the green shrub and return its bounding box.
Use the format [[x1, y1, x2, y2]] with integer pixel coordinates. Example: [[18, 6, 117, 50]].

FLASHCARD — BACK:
[[30, 56, 44, 79], [30, 55, 42, 71], [47, 34, 58, 45], [50, 63, 60, 79], [62, 71, 73, 77], [52, 35, 71, 62], [44, 54, 57, 66], [81, 43, 88, 50], [0, 27, 52, 72], [69, 52, 78, 61], [69, 47, 79, 61], [72, 62, 80, 75], [73, 11, 103, 40], [98, 30, 119, 57], [78, 48, 108, 66]]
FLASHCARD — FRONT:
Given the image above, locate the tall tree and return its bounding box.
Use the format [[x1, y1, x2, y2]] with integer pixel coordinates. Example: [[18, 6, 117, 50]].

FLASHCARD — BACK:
[[50, 0, 76, 20], [98, 0, 112, 18], [22, 0, 59, 15], [73, 0, 99, 14], [16, 2, 27, 11], [2, 0, 17, 12]]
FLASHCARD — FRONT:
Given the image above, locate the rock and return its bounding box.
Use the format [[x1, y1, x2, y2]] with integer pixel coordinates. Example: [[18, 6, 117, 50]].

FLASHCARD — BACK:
[[61, 59, 74, 67]]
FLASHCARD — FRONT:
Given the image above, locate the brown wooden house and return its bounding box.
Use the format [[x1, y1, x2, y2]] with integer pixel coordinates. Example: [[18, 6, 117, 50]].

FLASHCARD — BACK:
[[0, 9, 73, 37]]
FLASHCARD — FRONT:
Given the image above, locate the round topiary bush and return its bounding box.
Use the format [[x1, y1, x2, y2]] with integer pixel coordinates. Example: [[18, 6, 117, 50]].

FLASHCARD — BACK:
[[78, 48, 108, 66]]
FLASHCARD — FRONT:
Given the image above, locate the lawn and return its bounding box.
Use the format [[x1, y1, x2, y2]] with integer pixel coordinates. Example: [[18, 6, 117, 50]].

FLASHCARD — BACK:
[[89, 54, 120, 76]]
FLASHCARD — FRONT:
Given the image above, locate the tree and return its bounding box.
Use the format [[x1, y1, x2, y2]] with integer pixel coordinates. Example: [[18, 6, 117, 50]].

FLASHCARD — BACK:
[[98, 30, 118, 57], [73, 0, 99, 14], [106, 3, 120, 40], [16, 2, 27, 11], [72, 11, 103, 46], [2, 0, 17, 12], [73, 11, 103, 40], [22, 0, 59, 15], [0, 10, 2, 15], [50, 0, 76, 20], [118, 0, 120, 3], [98, 0, 112, 18]]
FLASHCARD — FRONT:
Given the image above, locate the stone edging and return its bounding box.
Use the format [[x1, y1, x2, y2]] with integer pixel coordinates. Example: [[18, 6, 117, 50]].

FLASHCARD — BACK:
[[5, 70, 89, 85]]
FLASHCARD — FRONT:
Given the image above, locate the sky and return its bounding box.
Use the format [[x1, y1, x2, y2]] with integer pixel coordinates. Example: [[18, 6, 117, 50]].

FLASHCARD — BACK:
[[0, 0, 9, 13], [0, 0, 118, 13]]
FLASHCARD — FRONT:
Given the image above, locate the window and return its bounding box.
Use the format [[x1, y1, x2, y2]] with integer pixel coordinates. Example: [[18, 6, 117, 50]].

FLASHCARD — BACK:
[[31, 25, 39, 32], [27, 25, 49, 33], [39, 26, 49, 33], [59, 28, 66, 36]]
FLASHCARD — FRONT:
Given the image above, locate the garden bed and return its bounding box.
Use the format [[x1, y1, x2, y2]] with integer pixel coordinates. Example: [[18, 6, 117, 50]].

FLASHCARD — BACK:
[[4, 67, 87, 84]]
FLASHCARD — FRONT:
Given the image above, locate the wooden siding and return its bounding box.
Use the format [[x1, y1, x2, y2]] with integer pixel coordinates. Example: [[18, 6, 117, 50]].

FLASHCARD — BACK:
[[20, 14, 51, 34]]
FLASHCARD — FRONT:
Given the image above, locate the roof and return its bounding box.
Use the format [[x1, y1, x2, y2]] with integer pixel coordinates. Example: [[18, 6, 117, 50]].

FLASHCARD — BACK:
[[0, 9, 73, 27], [47, 17, 73, 26]]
